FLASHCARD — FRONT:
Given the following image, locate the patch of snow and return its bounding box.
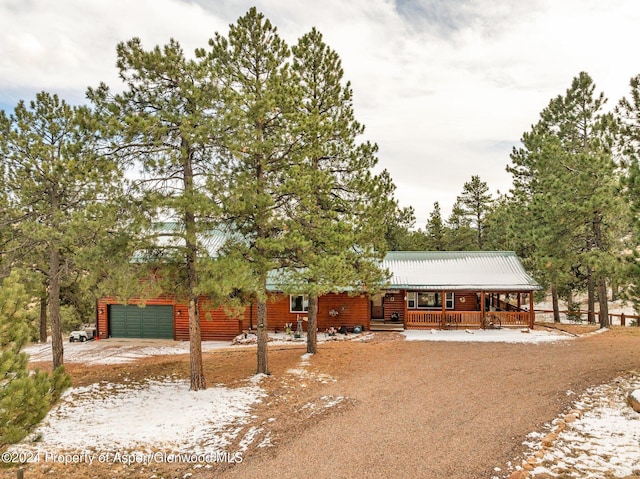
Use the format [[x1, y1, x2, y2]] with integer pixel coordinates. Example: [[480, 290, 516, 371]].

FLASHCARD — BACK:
[[351, 332, 376, 341], [516, 373, 640, 478], [535, 297, 638, 325], [22, 340, 233, 365], [320, 395, 345, 409], [238, 426, 262, 452], [257, 432, 272, 448], [248, 373, 268, 385], [402, 328, 570, 343], [582, 327, 609, 337], [300, 395, 345, 416], [299, 352, 313, 365], [10, 377, 265, 455]]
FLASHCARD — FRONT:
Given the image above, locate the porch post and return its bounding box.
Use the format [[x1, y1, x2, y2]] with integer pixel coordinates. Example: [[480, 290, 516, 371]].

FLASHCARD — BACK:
[[441, 290, 446, 329], [481, 291, 486, 319], [403, 290, 408, 328], [529, 290, 535, 329]]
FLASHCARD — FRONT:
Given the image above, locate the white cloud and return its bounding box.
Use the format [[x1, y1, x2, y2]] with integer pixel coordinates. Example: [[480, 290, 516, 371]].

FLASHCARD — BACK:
[[1, 0, 639, 223]]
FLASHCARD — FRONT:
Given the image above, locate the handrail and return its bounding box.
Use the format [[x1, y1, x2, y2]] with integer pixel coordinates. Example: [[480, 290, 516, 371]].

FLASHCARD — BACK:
[[405, 310, 530, 327]]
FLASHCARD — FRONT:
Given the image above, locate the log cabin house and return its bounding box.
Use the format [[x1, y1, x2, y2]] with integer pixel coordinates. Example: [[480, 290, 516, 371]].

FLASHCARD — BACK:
[[372, 251, 541, 330], [96, 250, 540, 340]]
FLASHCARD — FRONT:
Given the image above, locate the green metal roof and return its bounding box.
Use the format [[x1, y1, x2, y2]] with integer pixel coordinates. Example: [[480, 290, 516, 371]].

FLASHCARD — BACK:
[[382, 251, 541, 291]]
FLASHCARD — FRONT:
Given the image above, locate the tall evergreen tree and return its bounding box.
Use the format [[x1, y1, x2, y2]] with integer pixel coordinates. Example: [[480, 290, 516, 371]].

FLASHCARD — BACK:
[[282, 27, 395, 354], [207, 8, 299, 374], [445, 200, 476, 250], [382, 205, 429, 251], [615, 74, 640, 311], [482, 194, 528, 253], [0, 92, 123, 368], [456, 175, 493, 249], [508, 72, 626, 326], [88, 37, 224, 390], [425, 202, 447, 251]]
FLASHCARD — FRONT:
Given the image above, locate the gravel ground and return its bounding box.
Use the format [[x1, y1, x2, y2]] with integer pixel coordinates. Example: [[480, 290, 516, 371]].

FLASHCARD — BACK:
[[217, 328, 640, 479], [4, 326, 640, 479]]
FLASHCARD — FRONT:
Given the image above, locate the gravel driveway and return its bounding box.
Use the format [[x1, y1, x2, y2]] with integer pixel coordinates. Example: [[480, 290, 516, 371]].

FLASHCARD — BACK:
[[6, 327, 640, 479], [216, 329, 640, 479]]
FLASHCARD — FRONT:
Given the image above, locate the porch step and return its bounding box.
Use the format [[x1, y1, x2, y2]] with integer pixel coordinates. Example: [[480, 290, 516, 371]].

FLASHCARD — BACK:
[[370, 321, 404, 331]]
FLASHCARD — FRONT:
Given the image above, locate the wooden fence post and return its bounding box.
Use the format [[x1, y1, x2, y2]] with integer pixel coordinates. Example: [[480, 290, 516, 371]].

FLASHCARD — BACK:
[[621, 312, 626, 327]]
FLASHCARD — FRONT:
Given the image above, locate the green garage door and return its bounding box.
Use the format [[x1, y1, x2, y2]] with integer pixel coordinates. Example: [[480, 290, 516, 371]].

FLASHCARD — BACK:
[[109, 305, 174, 339]]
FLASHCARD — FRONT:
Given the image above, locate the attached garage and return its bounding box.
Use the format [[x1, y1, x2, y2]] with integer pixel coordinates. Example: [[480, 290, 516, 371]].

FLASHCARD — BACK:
[[108, 304, 174, 339]]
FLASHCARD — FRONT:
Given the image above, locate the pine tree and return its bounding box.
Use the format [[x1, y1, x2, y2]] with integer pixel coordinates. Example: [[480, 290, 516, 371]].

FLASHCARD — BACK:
[[207, 8, 300, 374], [425, 202, 447, 250], [0, 92, 123, 368], [88, 37, 224, 390], [507, 72, 627, 326], [382, 205, 428, 251], [281, 27, 395, 354], [456, 175, 493, 249], [615, 74, 640, 311], [445, 201, 476, 250], [0, 271, 70, 451]]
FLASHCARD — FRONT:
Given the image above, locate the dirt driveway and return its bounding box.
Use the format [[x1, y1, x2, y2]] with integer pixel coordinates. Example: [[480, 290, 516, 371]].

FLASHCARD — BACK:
[[5, 326, 640, 479]]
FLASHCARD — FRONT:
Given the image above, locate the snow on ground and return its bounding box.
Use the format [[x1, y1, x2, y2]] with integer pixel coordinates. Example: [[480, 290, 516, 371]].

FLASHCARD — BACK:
[[505, 372, 640, 478], [22, 327, 581, 368], [22, 339, 233, 365], [15, 330, 640, 475], [402, 328, 574, 343], [9, 376, 266, 456], [535, 297, 638, 326]]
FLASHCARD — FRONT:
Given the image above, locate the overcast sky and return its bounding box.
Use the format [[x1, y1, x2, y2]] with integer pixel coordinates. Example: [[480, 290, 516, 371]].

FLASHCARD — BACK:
[[1, 0, 639, 225]]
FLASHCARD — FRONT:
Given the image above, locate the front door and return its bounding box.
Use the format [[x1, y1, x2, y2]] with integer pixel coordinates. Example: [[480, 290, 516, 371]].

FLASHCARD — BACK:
[[370, 292, 384, 319]]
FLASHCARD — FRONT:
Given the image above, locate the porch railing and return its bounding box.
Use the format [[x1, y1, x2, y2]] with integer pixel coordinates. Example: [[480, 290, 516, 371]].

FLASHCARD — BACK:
[[405, 311, 531, 329]]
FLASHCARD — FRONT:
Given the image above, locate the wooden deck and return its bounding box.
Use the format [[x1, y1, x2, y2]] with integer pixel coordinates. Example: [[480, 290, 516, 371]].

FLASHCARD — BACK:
[[405, 311, 532, 329], [370, 320, 404, 331]]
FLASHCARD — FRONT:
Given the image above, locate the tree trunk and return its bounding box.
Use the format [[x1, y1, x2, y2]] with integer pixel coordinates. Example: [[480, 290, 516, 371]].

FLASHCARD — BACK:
[[592, 217, 609, 328], [587, 269, 596, 323], [256, 297, 269, 375], [551, 284, 560, 323], [307, 294, 318, 354], [39, 295, 47, 343], [597, 275, 610, 328], [188, 296, 206, 390], [49, 247, 63, 369], [183, 140, 206, 391]]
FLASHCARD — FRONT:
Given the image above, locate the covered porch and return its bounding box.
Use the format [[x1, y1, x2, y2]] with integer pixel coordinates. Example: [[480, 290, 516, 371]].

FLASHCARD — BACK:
[[404, 291, 534, 329], [376, 251, 541, 330]]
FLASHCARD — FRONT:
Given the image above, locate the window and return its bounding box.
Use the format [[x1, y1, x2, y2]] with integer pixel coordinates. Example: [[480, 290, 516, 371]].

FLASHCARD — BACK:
[[407, 292, 417, 308], [445, 292, 454, 309], [407, 291, 454, 309], [418, 292, 438, 308], [290, 295, 309, 312]]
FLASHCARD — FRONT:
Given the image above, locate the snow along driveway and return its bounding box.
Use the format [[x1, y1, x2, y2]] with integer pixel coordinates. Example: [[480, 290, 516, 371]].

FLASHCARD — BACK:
[[502, 371, 640, 478], [13, 327, 637, 479], [22, 339, 234, 365], [7, 375, 266, 459]]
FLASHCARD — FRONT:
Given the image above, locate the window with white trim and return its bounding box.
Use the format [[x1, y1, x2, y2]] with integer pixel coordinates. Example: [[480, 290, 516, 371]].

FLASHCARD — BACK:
[[407, 291, 417, 308], [290, 294, 309, 312], [407, 291, 454, 309]]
